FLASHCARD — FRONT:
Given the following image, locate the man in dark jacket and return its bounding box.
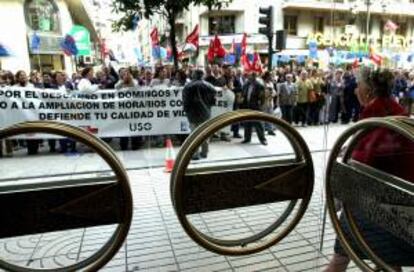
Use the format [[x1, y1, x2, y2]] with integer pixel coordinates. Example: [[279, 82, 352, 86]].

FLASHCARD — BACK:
[[341, 70, 359, 124], [241, 72, 267, 145], [182, 69, 217, 160]]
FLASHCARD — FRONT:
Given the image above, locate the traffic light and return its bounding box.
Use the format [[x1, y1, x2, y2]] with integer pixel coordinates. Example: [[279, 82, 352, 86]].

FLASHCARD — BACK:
[[259, 6, 274, 70], [258, 6, 274, 37], [276, 30, 286, 51]]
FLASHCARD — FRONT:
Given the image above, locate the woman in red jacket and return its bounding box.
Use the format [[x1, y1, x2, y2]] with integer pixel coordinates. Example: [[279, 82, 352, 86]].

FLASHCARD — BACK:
[[324, 68, 414, 272]]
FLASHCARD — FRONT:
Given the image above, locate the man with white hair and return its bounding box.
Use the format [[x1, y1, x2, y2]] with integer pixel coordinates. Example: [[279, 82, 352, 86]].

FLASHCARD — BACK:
[[279, 73, 297, 124], [296, 70, 313, 126]]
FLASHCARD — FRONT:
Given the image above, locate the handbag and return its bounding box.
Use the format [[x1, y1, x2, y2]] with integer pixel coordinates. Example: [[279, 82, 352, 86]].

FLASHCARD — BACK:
[[308, 90, 317, 103]]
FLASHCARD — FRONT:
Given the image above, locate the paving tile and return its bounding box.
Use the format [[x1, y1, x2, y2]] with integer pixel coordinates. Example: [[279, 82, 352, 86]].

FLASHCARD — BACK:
[[128, 257, 177, 270], [133, 264, 179, 272], [273, 246, 316, 259], [233, 260, 284, 272], [179, 255, 229, 270], [229, 252, 276, 268], [279, 251, 322, 266], [0, 130, 353, 272], [284, 257, 329, 272]]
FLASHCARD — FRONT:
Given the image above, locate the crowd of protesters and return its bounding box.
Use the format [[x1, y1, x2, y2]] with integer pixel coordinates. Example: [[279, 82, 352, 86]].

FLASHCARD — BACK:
[[1, 62, 414, 157]]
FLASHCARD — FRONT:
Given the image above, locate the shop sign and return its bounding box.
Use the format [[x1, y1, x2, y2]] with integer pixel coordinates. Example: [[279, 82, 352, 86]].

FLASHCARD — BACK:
[[28, 33, 63, 55], [307, 32, 414, 50], [68, 25, 91, 56]]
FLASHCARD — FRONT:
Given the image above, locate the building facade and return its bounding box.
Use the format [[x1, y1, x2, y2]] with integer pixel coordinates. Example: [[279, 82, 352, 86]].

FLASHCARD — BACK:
[[135, 0, 285, 66], [283, 0, 414, 61], [136, 0, 414, 67], [0, 0, 97, 74]]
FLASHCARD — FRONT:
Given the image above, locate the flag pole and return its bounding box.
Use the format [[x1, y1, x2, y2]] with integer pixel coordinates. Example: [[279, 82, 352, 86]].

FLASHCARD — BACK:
[[73, 55, 78, 73], [37, 52, 42, 74]]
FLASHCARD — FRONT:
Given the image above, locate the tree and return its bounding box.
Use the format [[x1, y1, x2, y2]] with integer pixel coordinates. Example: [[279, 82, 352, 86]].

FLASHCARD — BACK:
[[112, 0, 231, 69]]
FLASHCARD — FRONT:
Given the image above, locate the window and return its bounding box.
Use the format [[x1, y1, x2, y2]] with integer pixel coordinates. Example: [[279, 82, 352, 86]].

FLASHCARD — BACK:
[[284, 15, 298, 35], [381, 20, 407, 37], [396, 22, 407, 36], [208, 15, 235, 35], [25, 0, 60, 33], [314, 17, 324, 33]]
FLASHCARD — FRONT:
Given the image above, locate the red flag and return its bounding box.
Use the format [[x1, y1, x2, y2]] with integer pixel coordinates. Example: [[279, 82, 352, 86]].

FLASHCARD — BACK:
[[185, 25, 199, 48], [207, 39, 215, 63], [241, 54, 252, 71], [252, 53, 263, 73], [213, 35, 226, 58], [369, 46, 383, 66], [150, 27, 159, 47], [241, 33, 247, 56]]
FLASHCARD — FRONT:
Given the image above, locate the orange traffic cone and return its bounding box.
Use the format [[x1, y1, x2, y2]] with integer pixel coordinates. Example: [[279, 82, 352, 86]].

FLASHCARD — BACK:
[[164, 138, 175, 173]]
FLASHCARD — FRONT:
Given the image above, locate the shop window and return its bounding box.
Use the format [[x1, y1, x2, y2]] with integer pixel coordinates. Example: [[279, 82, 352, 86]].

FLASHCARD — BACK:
[[208, 15, 235, 35], [396, 22, 407, 36], [284, 15, 298, 36], [25, 0, 60, 33], [314, 17, 324, 33], [381, 20, 407, 37]]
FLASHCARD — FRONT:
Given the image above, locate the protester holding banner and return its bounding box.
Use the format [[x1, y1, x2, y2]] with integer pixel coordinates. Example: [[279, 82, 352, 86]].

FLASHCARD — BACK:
[[171, 69, 190, 87], [42, 72, 55, 89], [151, 66, 170, 86], [101, 65, 118, 89], [49, 72, 77, 153], [115, 68, 138, 90], [139, 69, 153, 87], [14, 70, 40, 155], [0, 71, 14, 156], [1, 71, 14, 87], [116, 68, 142, 151], [55, 71, 74, 92], [29, 70, 43, 88], [15, 71, 33, 88], [77, 67, 99, 92]]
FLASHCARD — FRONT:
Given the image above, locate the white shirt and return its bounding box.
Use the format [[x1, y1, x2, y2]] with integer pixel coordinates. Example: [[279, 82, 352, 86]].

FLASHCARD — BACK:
[[77, 78, 99, 92], [14, 83, 34, 88]]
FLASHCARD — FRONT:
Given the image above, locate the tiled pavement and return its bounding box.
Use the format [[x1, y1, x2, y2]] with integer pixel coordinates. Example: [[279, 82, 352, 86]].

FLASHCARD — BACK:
[[0, 124, 396, 271], [0, 153, 362, 271]]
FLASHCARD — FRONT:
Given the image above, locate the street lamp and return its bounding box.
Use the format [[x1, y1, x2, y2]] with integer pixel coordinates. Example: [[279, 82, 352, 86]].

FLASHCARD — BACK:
[[365, 0, 371, 46], [354, 0, 388, 51]]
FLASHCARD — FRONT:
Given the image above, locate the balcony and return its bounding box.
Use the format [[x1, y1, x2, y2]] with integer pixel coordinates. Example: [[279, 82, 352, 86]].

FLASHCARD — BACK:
[[282, 0, 414, 17]]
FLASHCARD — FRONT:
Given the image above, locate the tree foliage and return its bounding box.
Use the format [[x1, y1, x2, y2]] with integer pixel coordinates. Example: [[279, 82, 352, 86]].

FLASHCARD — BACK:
[[112, 0, 232, 68]]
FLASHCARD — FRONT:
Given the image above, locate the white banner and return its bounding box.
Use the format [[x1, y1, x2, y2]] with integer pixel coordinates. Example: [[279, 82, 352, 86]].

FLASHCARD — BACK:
[[0, 86, 233, 138]]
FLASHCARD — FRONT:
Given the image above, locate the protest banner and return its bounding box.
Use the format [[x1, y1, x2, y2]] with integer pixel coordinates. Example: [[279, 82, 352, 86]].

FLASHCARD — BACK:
[[0, 86, 233, 138]]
